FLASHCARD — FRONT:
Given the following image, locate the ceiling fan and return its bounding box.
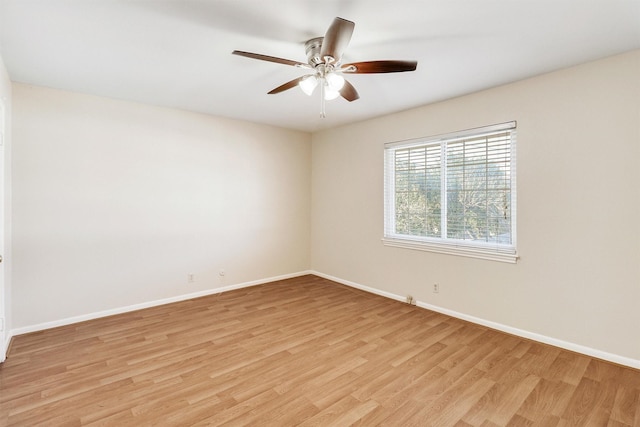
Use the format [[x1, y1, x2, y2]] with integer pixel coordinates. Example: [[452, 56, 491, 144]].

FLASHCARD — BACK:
[[232, 17, 418, 118]]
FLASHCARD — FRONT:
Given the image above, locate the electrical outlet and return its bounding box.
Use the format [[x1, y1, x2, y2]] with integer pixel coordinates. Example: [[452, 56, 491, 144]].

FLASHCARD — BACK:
[[188, 274, 195, 283], [433, 283, 440, 293]]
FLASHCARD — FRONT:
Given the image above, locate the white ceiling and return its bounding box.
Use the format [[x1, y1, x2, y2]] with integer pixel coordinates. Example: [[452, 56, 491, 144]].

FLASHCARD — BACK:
[[1, 0, 639, 132]]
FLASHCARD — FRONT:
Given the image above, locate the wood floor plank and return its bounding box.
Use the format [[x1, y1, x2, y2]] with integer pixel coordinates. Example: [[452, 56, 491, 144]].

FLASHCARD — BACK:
[[515, 378, 576, 422], [610, 386, 639, 426], [561, 376, 619, 425], [543, 351, 592, 386], [407, 369, 496, 426], [1, 274, 639, 426]]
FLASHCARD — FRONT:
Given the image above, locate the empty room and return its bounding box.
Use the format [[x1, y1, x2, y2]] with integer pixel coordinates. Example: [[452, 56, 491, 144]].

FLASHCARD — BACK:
[[0, 0, 639, 425]]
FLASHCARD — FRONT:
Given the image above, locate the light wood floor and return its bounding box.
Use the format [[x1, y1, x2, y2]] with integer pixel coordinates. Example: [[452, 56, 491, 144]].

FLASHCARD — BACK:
[[1, 275, 639, 426]]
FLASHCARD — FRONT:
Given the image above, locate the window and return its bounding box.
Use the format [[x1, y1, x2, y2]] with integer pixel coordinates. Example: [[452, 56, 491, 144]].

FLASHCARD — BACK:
[[383, 122, 517, 263]]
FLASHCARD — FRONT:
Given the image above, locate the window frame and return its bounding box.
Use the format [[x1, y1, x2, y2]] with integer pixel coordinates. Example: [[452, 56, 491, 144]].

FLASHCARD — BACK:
[[383, 121, 518, 263]]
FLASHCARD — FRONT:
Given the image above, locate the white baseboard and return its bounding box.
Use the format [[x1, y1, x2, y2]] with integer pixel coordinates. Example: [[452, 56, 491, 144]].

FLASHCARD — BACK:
[[10, 270, 313, 337], [1, 331, 12, 363], [311, 271, 640, 370]]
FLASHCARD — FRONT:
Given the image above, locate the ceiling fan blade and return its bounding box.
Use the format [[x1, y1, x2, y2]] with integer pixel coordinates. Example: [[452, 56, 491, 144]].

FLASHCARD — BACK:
[[340, 80, 359, 102], [320, 17, 355, 62], [268, 76, 306, 94], [232, 50, 305, 67], [342, 60, 418, 73]]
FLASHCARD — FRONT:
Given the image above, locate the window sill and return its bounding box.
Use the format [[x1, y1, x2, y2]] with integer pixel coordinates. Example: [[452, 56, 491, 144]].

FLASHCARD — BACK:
[[382, 236, 518, 263]]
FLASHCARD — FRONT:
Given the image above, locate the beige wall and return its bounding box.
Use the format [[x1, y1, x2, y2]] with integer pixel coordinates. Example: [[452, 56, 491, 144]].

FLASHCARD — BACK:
[[12, 84, 311, 328], [311, 50, 640, 362]]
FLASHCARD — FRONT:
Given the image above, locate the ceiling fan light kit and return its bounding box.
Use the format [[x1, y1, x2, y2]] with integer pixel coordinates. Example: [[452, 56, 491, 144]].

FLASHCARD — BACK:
[[232, 17, 417, 118]]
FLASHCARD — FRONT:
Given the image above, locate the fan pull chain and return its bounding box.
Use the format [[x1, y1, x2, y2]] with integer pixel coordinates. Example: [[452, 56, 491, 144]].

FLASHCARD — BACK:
[[320, 77, 326, 118]]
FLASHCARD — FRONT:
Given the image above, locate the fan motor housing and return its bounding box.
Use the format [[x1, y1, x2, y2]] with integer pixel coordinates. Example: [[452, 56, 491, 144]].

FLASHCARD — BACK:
[[305, 37, 324, 67]]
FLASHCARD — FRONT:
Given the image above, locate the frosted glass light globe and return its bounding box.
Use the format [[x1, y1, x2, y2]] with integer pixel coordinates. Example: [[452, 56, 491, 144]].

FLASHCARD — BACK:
[[299, 75, 318, 96]]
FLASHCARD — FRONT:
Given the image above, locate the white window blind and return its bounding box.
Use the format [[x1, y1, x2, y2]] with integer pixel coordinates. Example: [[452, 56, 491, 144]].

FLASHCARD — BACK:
[[384, 122, 517, 263]]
